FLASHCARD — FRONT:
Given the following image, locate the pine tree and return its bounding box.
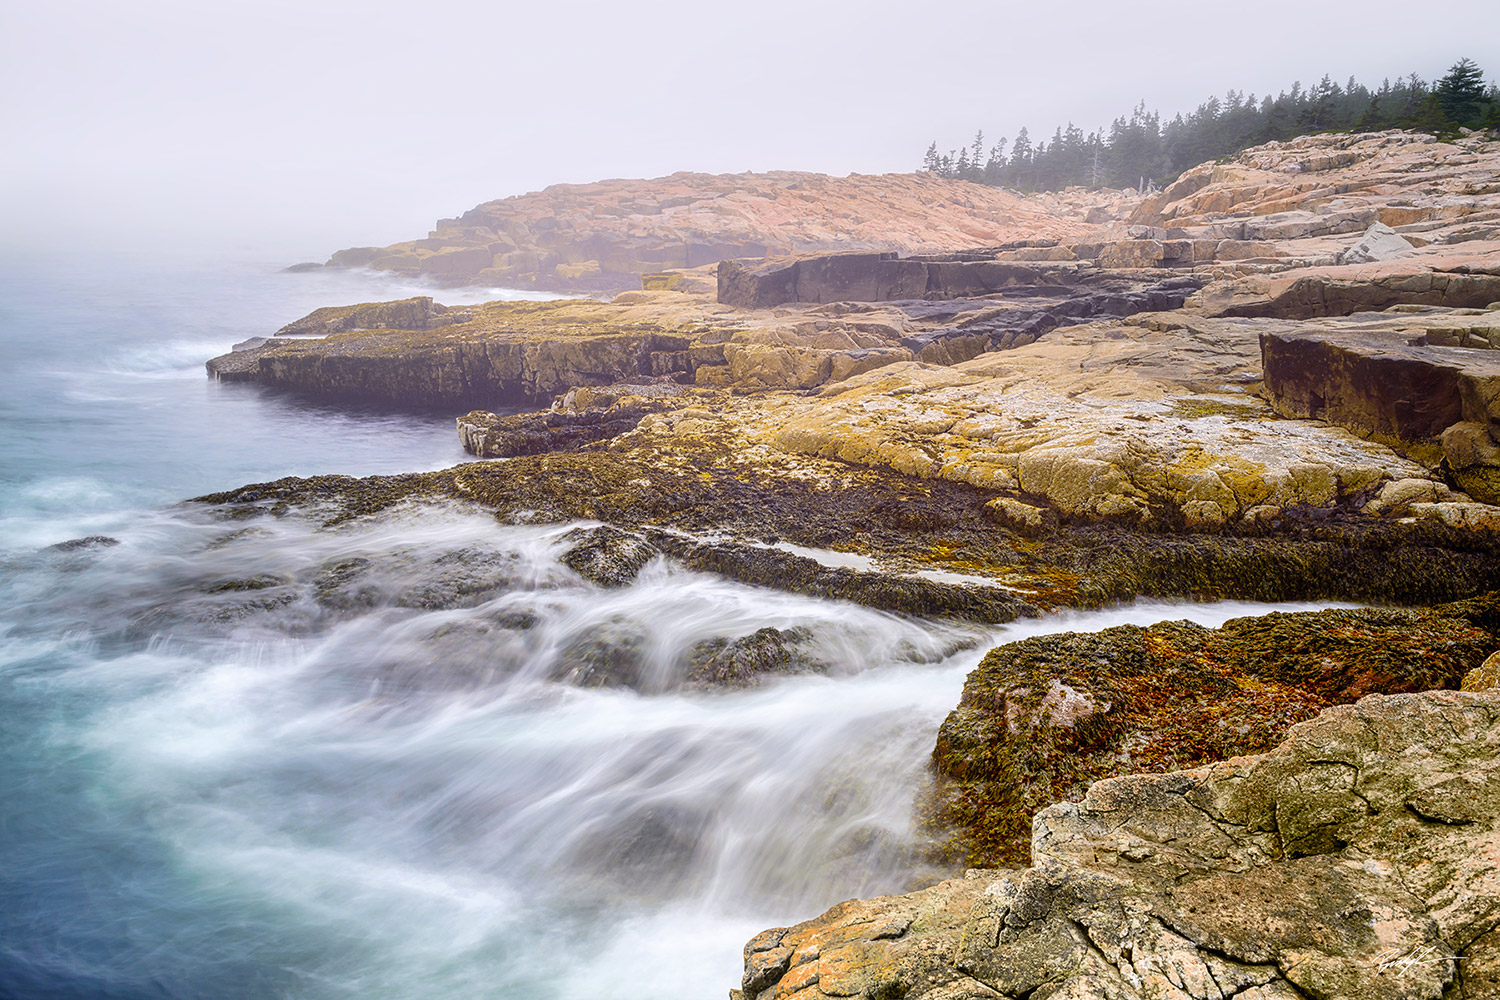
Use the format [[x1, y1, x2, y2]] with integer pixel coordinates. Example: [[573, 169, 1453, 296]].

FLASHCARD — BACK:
[[983, 138, 1008, 184], [1009, 127, 1033, 189], [1436, 57, 1488, 127], [918, 58, 1493, 194]]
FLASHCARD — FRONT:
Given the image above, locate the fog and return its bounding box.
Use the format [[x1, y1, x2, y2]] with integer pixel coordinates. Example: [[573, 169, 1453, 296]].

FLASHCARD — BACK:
[[3, 0, 1497, 259]]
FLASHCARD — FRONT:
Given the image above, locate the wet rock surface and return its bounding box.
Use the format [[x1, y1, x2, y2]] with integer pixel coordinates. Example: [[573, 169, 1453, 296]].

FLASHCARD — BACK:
[[556, 524, 660, 587], [685, 625, 825, 688], [735, 689, 1500, 1000], [191, 440, 1500, 616]]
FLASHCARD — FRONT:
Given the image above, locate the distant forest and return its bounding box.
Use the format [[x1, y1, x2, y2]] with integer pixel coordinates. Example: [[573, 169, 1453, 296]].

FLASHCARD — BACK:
[[923, 58, 1500, 193]]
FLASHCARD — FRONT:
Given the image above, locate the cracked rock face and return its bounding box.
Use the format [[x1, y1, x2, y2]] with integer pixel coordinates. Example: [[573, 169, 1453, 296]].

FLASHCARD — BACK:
[[734, 690, 1500, 1000]]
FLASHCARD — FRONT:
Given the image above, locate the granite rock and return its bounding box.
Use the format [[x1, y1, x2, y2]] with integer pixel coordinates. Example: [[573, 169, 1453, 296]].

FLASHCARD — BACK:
[[736, 689, 1500, 1000]]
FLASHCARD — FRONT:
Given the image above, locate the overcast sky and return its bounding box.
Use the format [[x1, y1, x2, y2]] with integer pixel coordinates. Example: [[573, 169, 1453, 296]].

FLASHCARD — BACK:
[[3, 0, 1498, 259]]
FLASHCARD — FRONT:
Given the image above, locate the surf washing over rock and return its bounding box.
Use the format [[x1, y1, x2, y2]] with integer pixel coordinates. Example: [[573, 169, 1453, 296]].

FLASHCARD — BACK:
[[8, 127, 1500, 1000], [3, 492, 1349, 999]]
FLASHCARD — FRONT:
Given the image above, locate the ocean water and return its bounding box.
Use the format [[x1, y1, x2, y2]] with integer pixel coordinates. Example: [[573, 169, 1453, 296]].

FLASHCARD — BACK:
[[0, 250, 1338, 999]]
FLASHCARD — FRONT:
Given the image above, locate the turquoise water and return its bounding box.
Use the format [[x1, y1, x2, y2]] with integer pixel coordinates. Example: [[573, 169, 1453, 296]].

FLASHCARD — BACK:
[[0, 250, 1341, 999]]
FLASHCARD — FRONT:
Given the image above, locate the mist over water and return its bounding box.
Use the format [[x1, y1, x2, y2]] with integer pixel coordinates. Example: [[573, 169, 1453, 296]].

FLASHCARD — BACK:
[[0, 249, 1347, 999]]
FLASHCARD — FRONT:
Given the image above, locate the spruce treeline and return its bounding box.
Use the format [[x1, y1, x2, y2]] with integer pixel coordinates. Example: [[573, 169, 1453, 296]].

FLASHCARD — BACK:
[[922, 58, 1499, 192]]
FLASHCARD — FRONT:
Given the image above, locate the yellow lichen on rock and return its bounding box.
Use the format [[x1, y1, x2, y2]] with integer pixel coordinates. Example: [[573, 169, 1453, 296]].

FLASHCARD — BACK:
[[731, 313, 1451, 527], [1463, 652, 1500, 691]]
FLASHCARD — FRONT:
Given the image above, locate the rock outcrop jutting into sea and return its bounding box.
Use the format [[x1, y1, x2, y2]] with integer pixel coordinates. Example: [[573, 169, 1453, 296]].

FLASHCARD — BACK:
[[197, 127, 1500, 999], [310, 171, 1114, 292]]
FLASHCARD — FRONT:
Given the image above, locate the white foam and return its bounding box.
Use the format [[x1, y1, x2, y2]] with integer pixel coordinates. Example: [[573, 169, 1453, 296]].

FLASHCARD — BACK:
[[0, 503, 1359, 999]]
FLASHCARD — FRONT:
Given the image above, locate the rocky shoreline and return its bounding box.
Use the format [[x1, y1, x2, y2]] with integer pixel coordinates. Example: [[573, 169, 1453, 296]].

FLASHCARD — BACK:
[[200, 129, 1500, 999], [735, 688, 1500, 1000]]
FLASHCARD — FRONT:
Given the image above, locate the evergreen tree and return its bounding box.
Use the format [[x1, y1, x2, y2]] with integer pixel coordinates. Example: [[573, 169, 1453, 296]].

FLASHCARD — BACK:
[[1436, 57, 1488, 126], [982, 138, 1008, 184], [1009, 127, 1033, 189], [922, 141, 940, 173], [925, 58, 1495, 194]]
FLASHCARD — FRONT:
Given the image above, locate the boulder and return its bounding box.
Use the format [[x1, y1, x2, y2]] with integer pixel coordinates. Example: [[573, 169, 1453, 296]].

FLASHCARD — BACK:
[[1259, 328, 1500, 449], [551, 617, 651, 688], [1337, 221, 1416, 265], [1360, 476, 1467, 515], [556, 525, 660, 587], [1442, 421, 1500, 503], [1464, 651, 1500, 691], [981, 497, 1052, 534], [685, 625, 824, 687]]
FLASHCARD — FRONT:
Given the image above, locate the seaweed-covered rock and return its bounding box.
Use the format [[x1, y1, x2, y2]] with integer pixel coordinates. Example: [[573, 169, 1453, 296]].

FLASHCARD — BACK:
[[392, 548, 518, 609], [686, 626, 824, 687], [195, 441, 1500, 616], [311, 556, 382, 612], [924, 594, 1500, 868], [557, 525, 660, 587], [551, 617, 651, 689], [41, 535, 120, 552]]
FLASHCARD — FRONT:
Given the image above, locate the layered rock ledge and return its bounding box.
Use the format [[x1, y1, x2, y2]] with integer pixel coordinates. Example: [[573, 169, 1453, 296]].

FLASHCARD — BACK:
[[208, 264, 1203, 407], [206, 295, 737, 408]]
